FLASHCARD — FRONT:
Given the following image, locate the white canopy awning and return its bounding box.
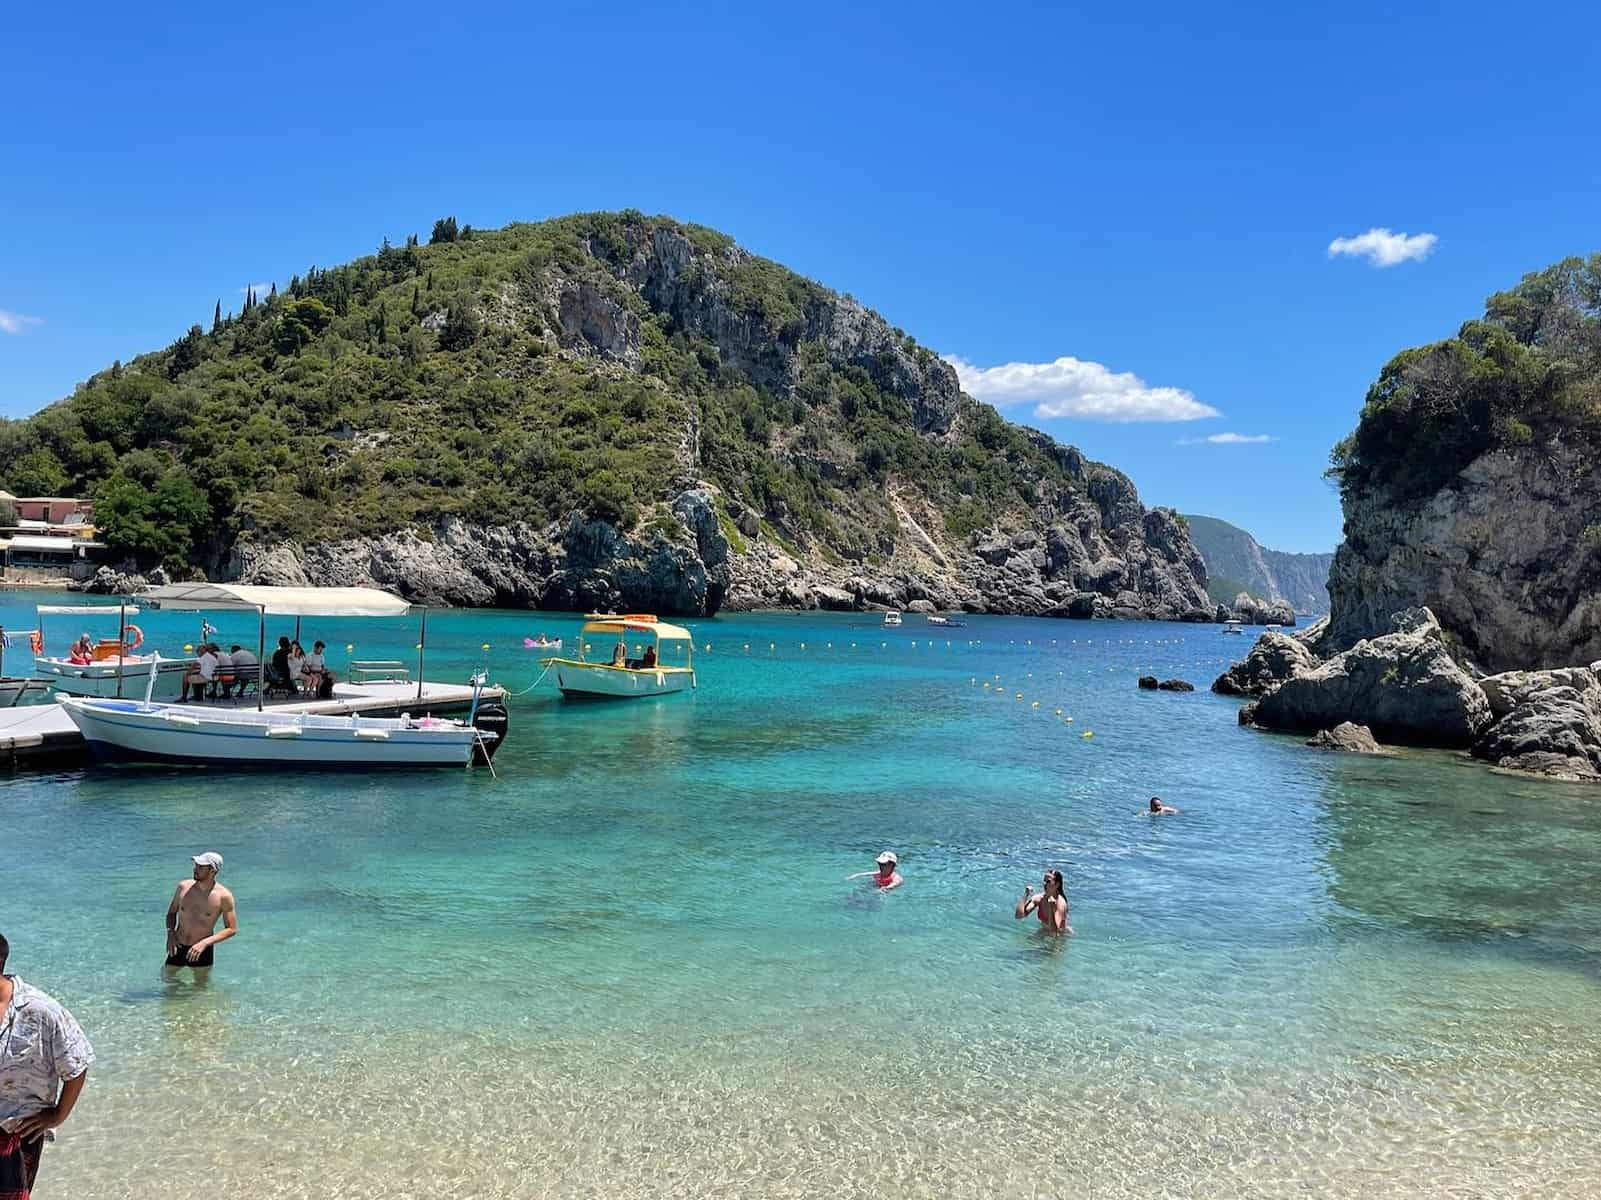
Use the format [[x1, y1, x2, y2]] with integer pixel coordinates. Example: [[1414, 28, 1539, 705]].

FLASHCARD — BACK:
[[38, 605, 141, 616], [140, 583, 413, 617]]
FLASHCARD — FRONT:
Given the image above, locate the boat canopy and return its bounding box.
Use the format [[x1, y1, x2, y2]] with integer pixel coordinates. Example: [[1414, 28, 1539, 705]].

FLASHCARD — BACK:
[[580, 613, 693, 642], [37, 605, 141, 616], [140, 583, 412, 617]]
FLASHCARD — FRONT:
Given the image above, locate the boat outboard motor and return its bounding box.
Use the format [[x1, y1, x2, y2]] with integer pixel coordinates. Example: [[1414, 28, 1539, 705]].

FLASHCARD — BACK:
[[470, 701, 509, 764]]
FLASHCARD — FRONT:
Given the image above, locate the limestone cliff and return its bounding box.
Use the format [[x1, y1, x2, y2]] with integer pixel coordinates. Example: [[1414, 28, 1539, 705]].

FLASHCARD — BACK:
[[1320, 254, 1601, 671]]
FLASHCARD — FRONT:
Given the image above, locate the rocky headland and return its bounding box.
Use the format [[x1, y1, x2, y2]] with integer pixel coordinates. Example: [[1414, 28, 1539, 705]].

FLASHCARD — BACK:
[[1218, 253, 1601, 781], [11, 211, 1216, 622]]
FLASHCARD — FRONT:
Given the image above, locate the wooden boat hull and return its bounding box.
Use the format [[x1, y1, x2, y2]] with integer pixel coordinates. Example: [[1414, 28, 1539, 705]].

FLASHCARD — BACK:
[[550, 660, 694, 699], [58, 698, 487, 768]]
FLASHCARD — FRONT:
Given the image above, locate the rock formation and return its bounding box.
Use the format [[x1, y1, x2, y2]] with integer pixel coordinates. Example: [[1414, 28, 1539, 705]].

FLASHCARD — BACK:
[[1322, 442, 1601, 671], [1211, 631, 1318, 697], [1248, 608, 1492, 747], [1306, 723, 1389, 754]]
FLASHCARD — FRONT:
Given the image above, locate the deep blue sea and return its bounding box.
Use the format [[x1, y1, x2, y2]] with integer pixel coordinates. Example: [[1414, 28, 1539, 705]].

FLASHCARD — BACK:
[[4, 593, 1600, 1198]]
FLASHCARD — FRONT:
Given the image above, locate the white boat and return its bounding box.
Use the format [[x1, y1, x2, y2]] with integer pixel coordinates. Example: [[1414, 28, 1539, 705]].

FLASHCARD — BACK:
[[58, 696, 499, 768], [524, 637, 563, 650], [883, 611, 903, 627], [546, 614, 695, 700], [1222, 619, 1245, 635], [925, 614, 965, 628], [30, 603, 194, 699]]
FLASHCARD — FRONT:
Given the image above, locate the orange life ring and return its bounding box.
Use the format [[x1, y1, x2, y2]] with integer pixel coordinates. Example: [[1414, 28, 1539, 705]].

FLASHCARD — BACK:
[[123, 624, 144, 652], [29, 629, 43, 655]]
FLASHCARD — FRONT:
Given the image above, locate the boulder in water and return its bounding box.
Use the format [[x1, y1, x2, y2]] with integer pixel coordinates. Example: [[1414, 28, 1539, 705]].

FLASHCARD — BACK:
[[1251, 607, 1491, 747], [1212, 631, 1318, 697], [1306, 722, 1390, 754]]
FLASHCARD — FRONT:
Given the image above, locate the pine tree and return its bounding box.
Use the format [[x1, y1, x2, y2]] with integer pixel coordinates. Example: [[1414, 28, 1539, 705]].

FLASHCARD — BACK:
[[212, 300, 221, 334]]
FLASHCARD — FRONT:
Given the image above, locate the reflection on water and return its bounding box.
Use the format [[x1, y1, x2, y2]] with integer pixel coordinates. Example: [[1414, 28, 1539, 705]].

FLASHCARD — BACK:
[[3, 599, 1600, 1197]]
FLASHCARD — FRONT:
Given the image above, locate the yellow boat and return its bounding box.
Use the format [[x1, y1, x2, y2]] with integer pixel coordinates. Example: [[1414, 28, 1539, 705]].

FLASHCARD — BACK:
[[546, 614, 696, 699]]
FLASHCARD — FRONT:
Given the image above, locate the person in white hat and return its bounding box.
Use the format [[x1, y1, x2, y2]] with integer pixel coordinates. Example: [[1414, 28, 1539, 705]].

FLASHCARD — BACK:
[[163, 852, 238, 972], [847, 851, 902, 891]]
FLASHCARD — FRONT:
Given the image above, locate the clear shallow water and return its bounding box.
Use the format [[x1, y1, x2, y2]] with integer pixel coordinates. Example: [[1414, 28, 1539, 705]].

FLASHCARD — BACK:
[[4, 594, 1601, 1197]]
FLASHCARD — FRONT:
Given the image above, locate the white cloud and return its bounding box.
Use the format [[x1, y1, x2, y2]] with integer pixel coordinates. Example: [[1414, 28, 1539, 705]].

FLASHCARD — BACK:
[[944, 354, 1219, 422], [0, 309, 43, 335], [1179, 432, 1276, 445], [1327, 227, 1438, 267]]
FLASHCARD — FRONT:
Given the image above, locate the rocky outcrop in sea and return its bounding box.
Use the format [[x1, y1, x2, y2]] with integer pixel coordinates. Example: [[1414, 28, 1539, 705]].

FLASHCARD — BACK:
[[1222, 606, 1601, 781]]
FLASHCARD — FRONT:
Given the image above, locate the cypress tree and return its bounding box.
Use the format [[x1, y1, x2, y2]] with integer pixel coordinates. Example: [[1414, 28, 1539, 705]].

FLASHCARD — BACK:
[[411, 285, 421, 315], [269, 281, 277, 301], [212, 299, 221, 333]]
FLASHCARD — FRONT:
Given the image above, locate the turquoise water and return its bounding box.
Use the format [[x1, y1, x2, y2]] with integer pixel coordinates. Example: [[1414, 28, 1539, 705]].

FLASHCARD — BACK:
[[4, 593, 1601, 1197]]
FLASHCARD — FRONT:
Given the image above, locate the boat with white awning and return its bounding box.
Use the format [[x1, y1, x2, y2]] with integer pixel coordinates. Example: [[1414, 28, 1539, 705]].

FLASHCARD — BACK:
[[545, 614, 695, 699]]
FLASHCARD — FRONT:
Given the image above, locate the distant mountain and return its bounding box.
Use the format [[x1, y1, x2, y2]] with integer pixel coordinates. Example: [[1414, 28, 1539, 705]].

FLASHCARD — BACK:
[[1182, 515, 1332, 614]]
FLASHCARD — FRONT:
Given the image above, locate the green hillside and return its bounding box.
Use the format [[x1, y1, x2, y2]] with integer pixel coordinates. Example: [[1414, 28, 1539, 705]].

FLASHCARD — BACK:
[[0, 211, 1140, 575]]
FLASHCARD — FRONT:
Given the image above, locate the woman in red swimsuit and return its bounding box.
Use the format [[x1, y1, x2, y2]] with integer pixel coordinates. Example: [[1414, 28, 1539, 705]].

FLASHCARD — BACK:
[[1015, 869, 1070, 934]]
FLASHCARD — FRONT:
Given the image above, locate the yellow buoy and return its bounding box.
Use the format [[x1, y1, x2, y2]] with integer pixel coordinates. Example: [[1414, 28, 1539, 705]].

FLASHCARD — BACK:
[[481, 643, 490, 651], [346, 644, 354, 653], [982, 681, 990, 689], [183, 644, 193, 652], [1082, 731, 1094, 739], [416, 643, 423, 651]]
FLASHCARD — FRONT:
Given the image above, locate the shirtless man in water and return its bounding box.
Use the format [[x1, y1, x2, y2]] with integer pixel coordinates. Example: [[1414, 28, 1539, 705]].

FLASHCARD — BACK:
[[164, 852, 238, 971]]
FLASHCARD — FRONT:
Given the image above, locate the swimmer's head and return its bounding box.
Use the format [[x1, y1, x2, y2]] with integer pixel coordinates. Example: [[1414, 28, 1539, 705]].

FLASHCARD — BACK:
[[1150, 796, 1163, 812], [875, 851, 898, 872], [1043, 869, 1064, 895]]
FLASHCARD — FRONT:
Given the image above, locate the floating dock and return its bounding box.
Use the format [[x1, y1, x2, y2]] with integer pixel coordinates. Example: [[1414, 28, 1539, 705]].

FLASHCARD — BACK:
[[0, 680, 507, 770]]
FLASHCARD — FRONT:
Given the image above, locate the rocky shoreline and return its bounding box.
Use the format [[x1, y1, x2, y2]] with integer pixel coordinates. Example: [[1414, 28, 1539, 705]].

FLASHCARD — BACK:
[[1217, 606, 1601, 783]]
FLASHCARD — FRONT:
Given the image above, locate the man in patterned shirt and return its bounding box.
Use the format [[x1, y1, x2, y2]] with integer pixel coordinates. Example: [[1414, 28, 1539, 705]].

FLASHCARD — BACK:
[[0, 932, 93, 1198]]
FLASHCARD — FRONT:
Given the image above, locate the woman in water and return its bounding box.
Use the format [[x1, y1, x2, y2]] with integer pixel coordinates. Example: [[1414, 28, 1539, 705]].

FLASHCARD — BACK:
[[1015, 869, 1070, 934]]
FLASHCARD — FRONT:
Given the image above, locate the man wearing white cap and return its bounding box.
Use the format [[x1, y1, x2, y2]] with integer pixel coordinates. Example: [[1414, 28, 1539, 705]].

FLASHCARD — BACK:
[[847, 851, 903, 890], [164, 852, 238, 971]]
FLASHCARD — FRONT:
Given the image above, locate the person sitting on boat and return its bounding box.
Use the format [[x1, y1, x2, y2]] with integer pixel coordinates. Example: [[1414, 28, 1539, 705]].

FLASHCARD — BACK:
[[223, 643, 257, 698], [610, 640, 627, 668], [847, 851, 902, 890], [302, 640, 330, 696], [640, 644, 658, 669], [267, 636, 295, 693], [287, 641, 307, 692], [1016, 869, 1070, 934], [68, 634, 93, 665], [180, 643, 220, 702]]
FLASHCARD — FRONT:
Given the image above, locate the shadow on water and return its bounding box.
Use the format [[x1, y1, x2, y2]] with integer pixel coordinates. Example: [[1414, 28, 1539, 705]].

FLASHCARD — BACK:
[[1316, 750, 1601, 982]]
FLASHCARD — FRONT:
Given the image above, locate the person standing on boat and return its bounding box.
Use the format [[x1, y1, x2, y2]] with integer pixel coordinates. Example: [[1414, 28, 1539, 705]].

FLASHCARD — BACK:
[[0, 932, 94, 1197], [164, 853, 238, 971], [1016, 870, 1070, 934], [847, 852, 902, 890]]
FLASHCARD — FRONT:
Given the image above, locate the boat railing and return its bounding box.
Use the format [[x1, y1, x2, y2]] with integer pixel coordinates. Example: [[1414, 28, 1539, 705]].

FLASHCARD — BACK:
[[350, 660, 412, 683]]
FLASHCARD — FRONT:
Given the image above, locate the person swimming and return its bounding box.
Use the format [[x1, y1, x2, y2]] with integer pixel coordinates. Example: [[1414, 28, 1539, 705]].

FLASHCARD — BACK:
[[1015, 869, 1070, 934], [1144, 796, 1180, 815], [847, 851, 902, 890]]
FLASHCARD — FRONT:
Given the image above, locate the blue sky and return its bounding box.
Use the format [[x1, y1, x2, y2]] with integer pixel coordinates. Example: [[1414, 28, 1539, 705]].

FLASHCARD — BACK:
[[4, 1, 1598, 551]]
